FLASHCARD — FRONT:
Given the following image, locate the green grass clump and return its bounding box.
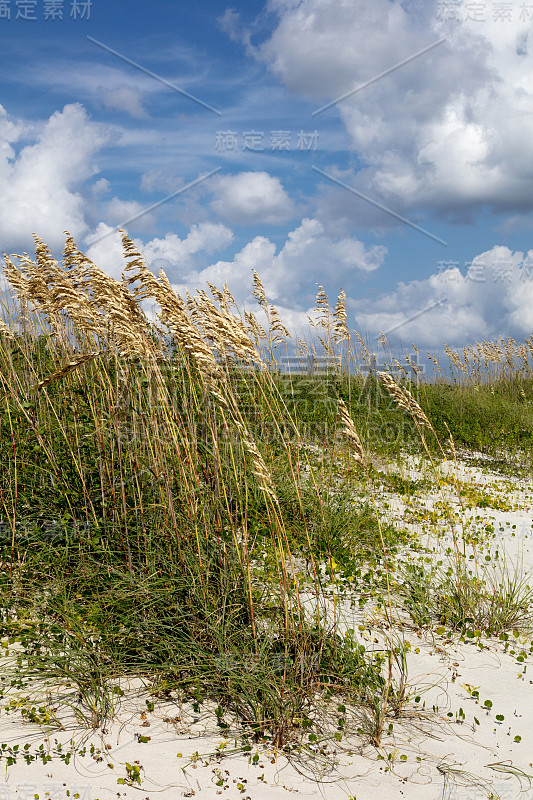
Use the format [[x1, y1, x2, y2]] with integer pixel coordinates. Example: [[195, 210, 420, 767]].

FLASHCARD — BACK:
[[421, 380, 533, 455], [398, 554, 533, 637]]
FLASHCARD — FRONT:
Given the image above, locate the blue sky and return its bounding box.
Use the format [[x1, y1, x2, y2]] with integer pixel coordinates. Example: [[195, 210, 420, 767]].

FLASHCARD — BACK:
[[1, 0, 533, 358]]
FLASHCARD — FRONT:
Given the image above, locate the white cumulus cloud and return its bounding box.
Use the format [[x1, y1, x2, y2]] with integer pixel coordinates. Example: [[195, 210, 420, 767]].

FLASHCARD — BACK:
[[0, 103, 113, 253], [84, 221, 234, 281], [352, 245, 533, 349], [176, 218, 387, 309], [251, 0, 533, 223], [211, 171, 296, 225], [100, 85, 148, 119]]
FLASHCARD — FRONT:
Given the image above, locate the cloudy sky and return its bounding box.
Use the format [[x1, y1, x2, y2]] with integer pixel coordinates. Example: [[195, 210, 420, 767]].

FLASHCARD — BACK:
[[1, 0, 533, 357]]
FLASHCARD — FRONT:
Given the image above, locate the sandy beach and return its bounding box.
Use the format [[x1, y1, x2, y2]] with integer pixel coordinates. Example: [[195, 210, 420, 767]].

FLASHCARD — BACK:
[[1, 450, 532, 800]]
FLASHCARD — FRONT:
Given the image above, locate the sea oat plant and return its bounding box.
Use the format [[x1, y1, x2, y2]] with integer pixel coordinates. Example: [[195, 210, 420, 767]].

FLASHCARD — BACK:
[[0, 233, 401, 753]]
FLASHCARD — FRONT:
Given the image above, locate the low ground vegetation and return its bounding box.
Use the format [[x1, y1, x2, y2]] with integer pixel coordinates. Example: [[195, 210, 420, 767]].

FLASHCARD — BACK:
[[0, 234, 533, 788]]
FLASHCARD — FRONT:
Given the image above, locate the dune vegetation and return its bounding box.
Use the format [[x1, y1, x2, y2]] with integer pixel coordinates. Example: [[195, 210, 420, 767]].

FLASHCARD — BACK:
[[1, 232, 533, 768]]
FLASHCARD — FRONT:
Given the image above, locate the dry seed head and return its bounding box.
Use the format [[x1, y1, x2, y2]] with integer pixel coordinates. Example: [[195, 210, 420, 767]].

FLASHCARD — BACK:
[[122, 244, 224, 381], [406, 355, 421, 375], [32, 351, 101, 390], [427, 352, 443, 376], [192, 294, 227, 357], [393, 359, 407, 377], [337, 398, 366, 467], [318, 336, 335, 358], [233, 418, 277, 501], [444, 422, 457, 459], [354, 330, 370, 361], [0, 318, 14, 339], [444, 344, 462, 368], [252, 271, 267, 309], [206, 280, 236, 314], [207, 281, 225, 306], [2, 254, 35, 302], [5, 242, 102, 342], [244, 310, 267, 344], [195, 290, 264, 367], [333, 289, 349, 343], [87, 257, 159, 359], [315, 284, 329, 308], [297, 337, 310, 356], [310, 284, 330, 330], [222, 279, 236, 310], [186, 290, 200, 321], [378, 371, 432, 429], [62, 232, 91, 275], [269, 304, 291, 343]]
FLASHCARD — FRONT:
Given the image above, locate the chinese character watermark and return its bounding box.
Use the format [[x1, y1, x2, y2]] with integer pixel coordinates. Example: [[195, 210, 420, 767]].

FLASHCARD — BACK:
[[16, 0, 37, 20], [215, 130, 238, 153], [242, 130, 264, 152], [465, 260, 486, 282], [44, 0, 64, 19], [0, 0, 91, 19], [271, 130, 291, 150], [436, 260, 462, 281], [436, 1, 533, 22], [70, 0, 91, 18], [215, 130, 319, 153], [436, 257, 533, 284], [297, 130, 319, 150]]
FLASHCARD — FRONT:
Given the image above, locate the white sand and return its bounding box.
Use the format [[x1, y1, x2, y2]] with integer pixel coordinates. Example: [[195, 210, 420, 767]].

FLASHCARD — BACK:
[[1, 452, 533, 800]]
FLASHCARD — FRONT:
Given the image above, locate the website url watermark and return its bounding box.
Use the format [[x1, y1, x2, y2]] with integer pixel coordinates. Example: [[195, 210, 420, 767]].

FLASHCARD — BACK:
[[0, 783, 92, 800]]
